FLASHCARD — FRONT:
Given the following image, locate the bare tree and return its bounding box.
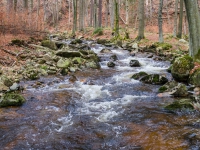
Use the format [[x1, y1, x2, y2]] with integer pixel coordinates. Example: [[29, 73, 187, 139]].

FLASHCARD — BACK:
[[158, 0, 164, 43]]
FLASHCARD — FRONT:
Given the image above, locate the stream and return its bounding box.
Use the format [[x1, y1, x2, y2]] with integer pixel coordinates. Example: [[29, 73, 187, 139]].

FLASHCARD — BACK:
[[1, 42, 200, 150]]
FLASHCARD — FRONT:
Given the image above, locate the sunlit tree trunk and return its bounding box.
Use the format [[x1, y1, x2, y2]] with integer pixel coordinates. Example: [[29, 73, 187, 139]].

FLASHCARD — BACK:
[[109, 0, 114, 28], [125, 0, 129, 25], [177, 0, 183, 38], [158, 0, 163, 43], [72, 0, 77, 35]]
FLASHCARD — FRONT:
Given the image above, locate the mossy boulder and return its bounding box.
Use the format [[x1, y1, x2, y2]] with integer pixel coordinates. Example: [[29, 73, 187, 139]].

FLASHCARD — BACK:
[[0, 93, 26, 107], [189, 68, 200, 86], [164, 99, 193, 111], [158, 81, 188, 97], [171, 55, 194, 82], [150, 42, 172, 50], [131, 72, 148, 80], [41, 40, 57, 50], [25, 69, 40, 80], [56, 58, 71, 69], [72, 57, 85, 65], [140, 74, 168, 85]]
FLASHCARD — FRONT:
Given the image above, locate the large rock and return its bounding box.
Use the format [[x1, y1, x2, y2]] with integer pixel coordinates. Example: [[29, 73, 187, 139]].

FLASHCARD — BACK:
[[0, 93, 26, 107], [158, 81, 188, 97], [56, 58, 71, 69], [85, 61, 100, 69], [131, 72, 148, 80], [129, 60, 141, 67], [41, 40, 57, 50], [140, 74, 168, 85], [189, 68, 200, 86], [171, 55, 194, 82], [164, 99, 194, 111]]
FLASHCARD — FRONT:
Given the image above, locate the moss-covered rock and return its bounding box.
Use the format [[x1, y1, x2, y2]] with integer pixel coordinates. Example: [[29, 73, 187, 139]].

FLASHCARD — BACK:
[[171, 55, 194, 82], [189, 68, 200, 86], [151, 42, 172, 50], [56, 58, 71, 69], [107, 61, 115, 67], [131, 72, 148, 80], [72, 57, 85, 65], [85, 61, 100, 69], [0, 93, 26, 107], [158, 81, 178, 93], [129, 60, 141, 67], [11, 39, 25, 47], [97, 39, 109, 45], [41, 40, 57, 50], [140, 74, 168, 85], [164, 99, 193, 111]]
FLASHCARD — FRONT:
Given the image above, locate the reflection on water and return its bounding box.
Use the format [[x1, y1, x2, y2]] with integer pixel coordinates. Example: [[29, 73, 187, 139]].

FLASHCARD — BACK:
[[0, 46, 200, 150]]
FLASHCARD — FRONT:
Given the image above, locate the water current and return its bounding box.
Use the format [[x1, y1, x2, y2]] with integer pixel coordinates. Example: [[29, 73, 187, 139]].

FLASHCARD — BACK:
[[1, 42, 200, 150]]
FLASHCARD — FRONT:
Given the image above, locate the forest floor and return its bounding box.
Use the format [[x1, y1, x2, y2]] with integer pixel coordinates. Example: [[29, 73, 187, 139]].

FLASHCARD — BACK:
[[0, 27, 190, 66]]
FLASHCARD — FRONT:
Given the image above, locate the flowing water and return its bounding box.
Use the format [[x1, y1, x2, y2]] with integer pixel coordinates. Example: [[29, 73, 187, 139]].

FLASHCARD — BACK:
[[1, 43, 200, 150]]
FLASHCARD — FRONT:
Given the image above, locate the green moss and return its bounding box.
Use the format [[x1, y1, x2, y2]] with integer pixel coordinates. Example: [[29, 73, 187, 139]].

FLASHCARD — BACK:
[[164, 99, 193, 111], [153, 42, 172, 50], [40, 65, 48, 70], [93, 28, 103, 36], [41, 40, 57, 50], [194, 49, 200, 61], [131, 72, 148, 80], [158, 86, 168, 93], [0, 93, 26, 107]]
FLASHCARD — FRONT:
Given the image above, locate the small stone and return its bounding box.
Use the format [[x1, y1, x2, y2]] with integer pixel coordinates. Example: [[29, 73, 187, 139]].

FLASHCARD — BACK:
[[107, 61, 115, 67], [129, 60, 141, 67]]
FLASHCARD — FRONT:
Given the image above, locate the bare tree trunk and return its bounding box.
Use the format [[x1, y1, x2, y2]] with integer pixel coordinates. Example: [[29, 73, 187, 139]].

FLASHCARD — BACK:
[[105, 0, 109, 27], [90, 0, 94, 27], [109, 0, 114, 28], [14, 0, 17, 12], [158, 0, 164, 43], [177, 0, 183, 38], [72, 0, 77, 35], [173, 0, 179, 37], [184, 0, 200, 58], [98, 0, 102, 27], [137, 0, 145, 40], [114, 0, 119, 38], [23, 0, 28, 10], [125, 0, 129, 25]]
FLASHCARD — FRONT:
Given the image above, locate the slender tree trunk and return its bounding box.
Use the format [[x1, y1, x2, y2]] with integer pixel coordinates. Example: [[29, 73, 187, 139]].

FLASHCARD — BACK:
[[184, 0, 200, 58], [90, 0, 94, 26], [109, 0, 114, 28], [125, 0, 129, 25], [158, 0, 164, 43], [114, 0, 119, 38], [105, 0, 109, 27], [23, 0, 28, 10], [137, 0, 145, 40], [72, 0, 77, 35], [177, 0, 183, 38], [94, 0, 98, 28], [98, 0, 102, 27], [14, 0, 17, 12], [173, 0, 179, 37]]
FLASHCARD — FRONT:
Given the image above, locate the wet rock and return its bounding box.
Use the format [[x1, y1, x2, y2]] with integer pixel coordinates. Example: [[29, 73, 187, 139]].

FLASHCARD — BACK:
[[171, 55, 194, 82], [189, 69, 200, 86], [0, 93, 26, 107], [107, 61, 115, 67], [70, 39, 83, 44], [1, 76, 13, 87], [159, 81, 188, 97], [164, 99, 194, 111], [56, 58, 71, 69], [0, 82, 9, 91], [110, 54, 118, 61], [129, 60, 141, 67], [131, 72, 148, 80], [179, 39, 188, 44], [140, 74, 168, 85], [41, 40, 57, 50], [131, 42, 139, 52], [100, 48, 111, 53]]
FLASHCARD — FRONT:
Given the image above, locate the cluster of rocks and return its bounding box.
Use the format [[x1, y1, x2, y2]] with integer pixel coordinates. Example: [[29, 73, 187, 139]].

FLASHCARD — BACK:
[[0, 36, 101, 107]]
